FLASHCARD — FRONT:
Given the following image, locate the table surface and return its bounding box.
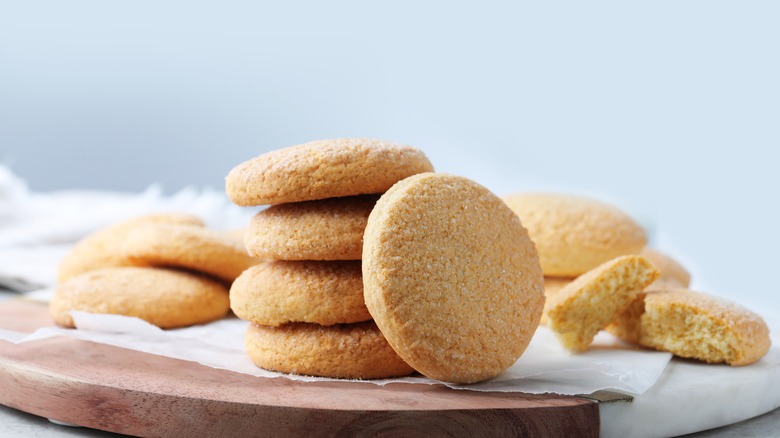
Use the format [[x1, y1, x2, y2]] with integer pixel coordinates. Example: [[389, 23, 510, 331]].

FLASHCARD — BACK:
[[2, 289, 778, 437]]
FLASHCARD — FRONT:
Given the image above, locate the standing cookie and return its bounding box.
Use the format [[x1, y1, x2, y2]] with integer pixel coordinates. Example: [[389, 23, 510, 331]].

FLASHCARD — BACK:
[[502, 193, 647, 277], [363, 173, 544, 384], [545, 255, 659, 351], [225, 138, 433, 206]]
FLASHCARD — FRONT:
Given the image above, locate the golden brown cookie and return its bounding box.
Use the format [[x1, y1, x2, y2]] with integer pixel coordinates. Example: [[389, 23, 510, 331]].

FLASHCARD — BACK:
[[609, 289, 770, 365], [502, 193, 647, 277], [225, 138, 434, 206], [545, 255, 660, 351], [50, 267, 230, 329], [122, 223, 259, 282], [640, 248, 691, 289], [57, 213, 205, 283], [230, 260, 371, 326], [244, 195, 377, 261], [363, 173, 544, 384], [245, 322, 415, 379]]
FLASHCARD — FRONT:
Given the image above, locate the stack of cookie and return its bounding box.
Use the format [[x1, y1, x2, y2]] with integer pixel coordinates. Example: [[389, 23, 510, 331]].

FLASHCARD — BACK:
[[51, 214, 259, 329], [226, 138, 434, 379]]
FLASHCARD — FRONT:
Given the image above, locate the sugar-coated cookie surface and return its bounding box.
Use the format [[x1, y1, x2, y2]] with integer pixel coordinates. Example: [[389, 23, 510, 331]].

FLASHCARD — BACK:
[[57, 213, 204, 282], [363, 173, 545, 384], [502, 193, 647, 277], [230, 260, 371, 326], [546, 255, 659, 351], [609, 289, 771, 365], [122, 223, 259, 282], [50, 267, 230, 329], [245, 321, 415, 379], [226, 138, 434, 206], [244, 195, 377, 261], [640, 247, 691, 289]]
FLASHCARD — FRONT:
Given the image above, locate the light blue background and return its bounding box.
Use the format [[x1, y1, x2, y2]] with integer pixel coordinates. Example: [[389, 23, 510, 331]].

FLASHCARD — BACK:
[[1, 2, 778, 311]]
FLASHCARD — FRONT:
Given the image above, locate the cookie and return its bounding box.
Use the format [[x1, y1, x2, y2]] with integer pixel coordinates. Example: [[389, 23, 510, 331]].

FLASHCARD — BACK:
[[545, 255, 660, 351], [225, 138, 434, 206], [244, 196, 378, 261], [363, 173, 544, 384], [122, 223, 259, 282], [640, 248, 691, 289], [57, 213, 205, 282], [50, 267, 230, 329], [502, 193, 647, 277], [245, 321, 415, 379], [609, 289, 770, 365], [230, 260, 371, 326]]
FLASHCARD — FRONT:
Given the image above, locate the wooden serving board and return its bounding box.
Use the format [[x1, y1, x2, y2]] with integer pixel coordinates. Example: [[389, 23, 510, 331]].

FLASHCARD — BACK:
[[0, 300, 599, 437]]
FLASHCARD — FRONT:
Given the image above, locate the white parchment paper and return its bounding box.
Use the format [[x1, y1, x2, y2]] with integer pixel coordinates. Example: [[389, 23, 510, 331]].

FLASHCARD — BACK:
[[2, 311, 672, 396]]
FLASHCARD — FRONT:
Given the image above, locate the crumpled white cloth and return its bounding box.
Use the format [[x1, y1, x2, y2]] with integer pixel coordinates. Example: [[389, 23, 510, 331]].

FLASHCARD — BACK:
[[0, 164, 256, 290]]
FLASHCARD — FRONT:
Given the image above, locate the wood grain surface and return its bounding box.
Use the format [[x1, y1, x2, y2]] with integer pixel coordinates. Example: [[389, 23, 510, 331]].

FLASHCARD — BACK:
[[0, 300, 599, 437]]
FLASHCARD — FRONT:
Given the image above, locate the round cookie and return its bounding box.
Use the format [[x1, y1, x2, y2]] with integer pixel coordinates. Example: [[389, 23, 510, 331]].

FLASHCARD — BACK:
[[640, 247, 691, 289], [230, 260, 371, 326], [245, 322, 415, 379], [363, 173, 545, 384], [502, 192, 647, 277], [122, 223, 259, 282], [57, 213, 205, 283], [50, 267, 230, 329], [225, 138, 434, 206], [245, 195, 377, 261]]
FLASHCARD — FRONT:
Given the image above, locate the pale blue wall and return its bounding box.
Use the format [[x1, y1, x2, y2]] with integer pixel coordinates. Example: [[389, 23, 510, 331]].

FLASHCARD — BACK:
[[2, 1, 779, 310]]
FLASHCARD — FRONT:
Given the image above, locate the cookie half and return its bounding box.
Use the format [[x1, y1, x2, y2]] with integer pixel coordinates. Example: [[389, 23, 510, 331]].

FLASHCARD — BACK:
[[230, 260, 371, 326], [363, 173, 545, 384], [50, 267, 230, 329], [502, 193, 647, 277], [244, 196, 377, 261], [245, 322, 415, 379], [122, 223, 259, 282], [545, 255, 660, 351], [225, 138, 434, 206], [609, 289, 770, 365], [57, 213, 204, 282]]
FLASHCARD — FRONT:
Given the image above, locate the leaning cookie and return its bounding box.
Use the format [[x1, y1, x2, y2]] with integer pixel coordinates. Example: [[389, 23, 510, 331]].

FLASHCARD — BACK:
[[57, 213, 204, 283], [363, 173, 544, 384], [502, 193, 647, 277], [123, 223, 260, 282], [245, 322, 415, 379], [50, 267, 230, 329], [244, 196, 377, 261], [608, 289, 770, 366], [230, 260, 371, 326], [545, 255, 660, 351], [226, 138, 434, 206]]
